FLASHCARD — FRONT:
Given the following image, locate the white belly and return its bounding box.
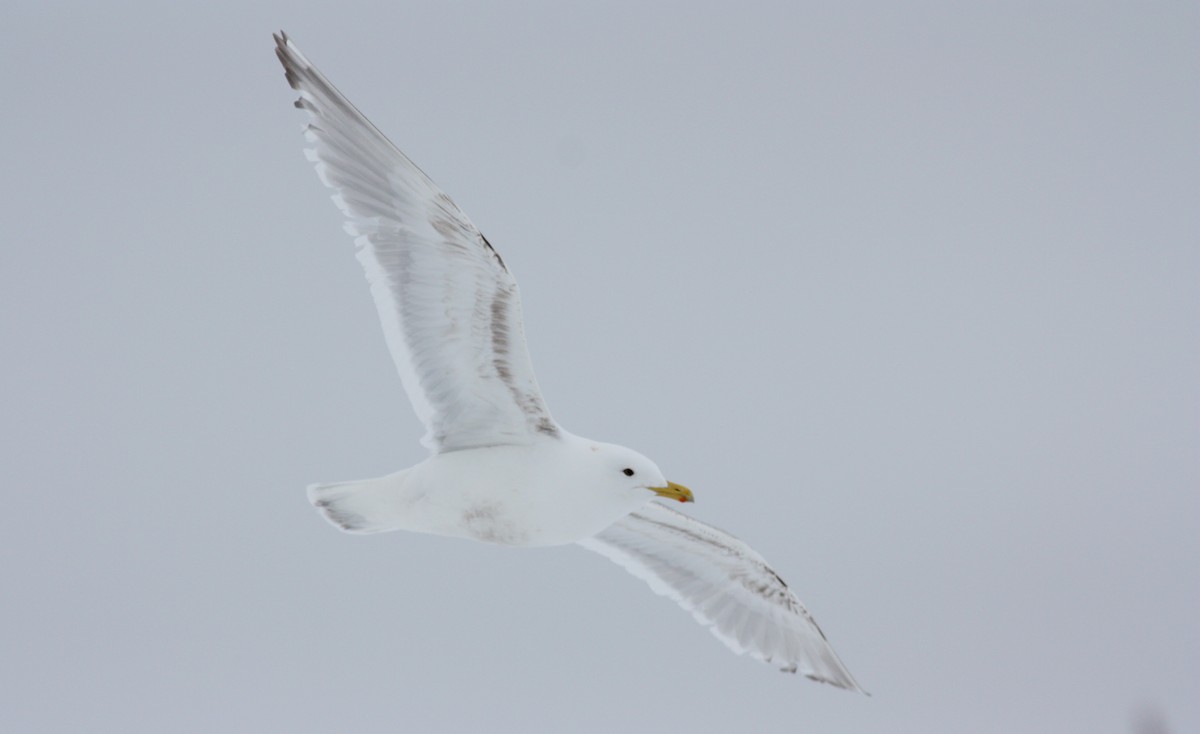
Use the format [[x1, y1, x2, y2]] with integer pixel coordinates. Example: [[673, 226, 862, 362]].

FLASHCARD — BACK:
[[399, 440, 648, 547]]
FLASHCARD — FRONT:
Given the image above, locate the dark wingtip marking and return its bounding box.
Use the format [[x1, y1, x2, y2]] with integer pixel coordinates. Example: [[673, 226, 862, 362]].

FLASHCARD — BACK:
[[273, 31, 307, 94], [480, 234, 507, 272]]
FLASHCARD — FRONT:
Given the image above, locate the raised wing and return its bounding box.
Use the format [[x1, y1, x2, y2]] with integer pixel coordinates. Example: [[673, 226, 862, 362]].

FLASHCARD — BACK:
[[578, 502, 865, 691], [275, 32, 559, 452]]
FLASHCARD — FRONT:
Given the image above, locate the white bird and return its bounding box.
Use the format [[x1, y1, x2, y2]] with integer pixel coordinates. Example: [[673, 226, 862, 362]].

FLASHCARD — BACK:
[[275, 32, 864, 691]]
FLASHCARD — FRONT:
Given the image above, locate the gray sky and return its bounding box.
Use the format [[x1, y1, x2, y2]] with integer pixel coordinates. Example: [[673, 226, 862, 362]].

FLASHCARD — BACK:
[[2, 2, 1197, 732]]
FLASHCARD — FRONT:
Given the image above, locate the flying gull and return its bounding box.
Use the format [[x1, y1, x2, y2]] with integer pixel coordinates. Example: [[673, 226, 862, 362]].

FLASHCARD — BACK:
[[274, 32, 864, 691]]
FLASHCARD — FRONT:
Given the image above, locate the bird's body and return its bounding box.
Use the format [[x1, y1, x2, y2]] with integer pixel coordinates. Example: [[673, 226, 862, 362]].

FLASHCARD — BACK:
[[275, 31, 864, 691], [310, 436, 675, 547]]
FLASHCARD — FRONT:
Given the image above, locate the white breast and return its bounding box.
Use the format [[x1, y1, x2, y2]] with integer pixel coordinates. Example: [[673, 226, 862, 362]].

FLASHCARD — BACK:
[[402, 438, 648, 547]]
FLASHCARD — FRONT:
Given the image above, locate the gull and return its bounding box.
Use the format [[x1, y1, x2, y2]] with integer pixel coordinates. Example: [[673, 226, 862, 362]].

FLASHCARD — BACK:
[[274, 32, 864, 690]]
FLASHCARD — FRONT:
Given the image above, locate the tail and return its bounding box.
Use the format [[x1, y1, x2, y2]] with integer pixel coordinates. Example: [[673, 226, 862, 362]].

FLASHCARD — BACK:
[[307, 468, 412, 534]]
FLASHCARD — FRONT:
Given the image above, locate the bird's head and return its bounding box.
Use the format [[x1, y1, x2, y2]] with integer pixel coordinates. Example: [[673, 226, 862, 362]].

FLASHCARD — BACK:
[[587, 442, 694, 505]]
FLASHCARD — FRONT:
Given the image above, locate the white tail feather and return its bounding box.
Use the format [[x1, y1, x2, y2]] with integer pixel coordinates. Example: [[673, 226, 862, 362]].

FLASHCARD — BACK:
[[307, 469, 411, 534]]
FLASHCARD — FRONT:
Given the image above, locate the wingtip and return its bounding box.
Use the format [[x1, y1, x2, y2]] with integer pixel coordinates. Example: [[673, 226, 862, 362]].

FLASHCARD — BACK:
[[799, 665, 870, 695], [272, 30, 307, 93], [802, 671, 870, 695]]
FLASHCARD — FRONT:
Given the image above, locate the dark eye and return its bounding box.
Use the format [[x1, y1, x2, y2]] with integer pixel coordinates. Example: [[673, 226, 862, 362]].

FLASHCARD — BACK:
[[622, 468, 635, 477]]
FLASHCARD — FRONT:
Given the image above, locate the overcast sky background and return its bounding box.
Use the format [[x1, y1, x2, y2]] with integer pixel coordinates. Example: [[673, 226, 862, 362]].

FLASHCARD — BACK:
[[1, 2, 1196, 732]]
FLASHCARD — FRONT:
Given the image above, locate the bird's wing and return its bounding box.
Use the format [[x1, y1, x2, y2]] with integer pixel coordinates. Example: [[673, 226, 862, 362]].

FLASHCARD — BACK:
[[578, 501, 865, 691], [275, 33, 559, 452]]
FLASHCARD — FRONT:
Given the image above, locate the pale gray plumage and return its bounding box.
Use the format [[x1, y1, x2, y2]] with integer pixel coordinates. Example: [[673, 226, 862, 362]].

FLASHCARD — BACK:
[[580, 503, 862, 689], [275, 31, 864, 691], [277, 33, 557, 452]]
